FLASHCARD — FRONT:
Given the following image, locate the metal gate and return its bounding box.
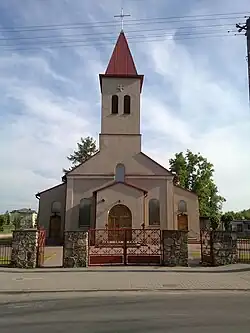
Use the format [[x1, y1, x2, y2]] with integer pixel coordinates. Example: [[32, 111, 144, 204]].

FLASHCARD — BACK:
[[36, 228, 46, 267], [88, 228, 161, 266], [237, 235, 250, 263]]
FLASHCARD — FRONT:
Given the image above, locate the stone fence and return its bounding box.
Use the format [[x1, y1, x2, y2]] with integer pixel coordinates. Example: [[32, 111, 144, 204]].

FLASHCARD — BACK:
[[5, 228, 245, 269], [162, 230, 188, 266], [200, 230, 238, 266], [11, 229, 38, 268], [63, 231, 88, 268]]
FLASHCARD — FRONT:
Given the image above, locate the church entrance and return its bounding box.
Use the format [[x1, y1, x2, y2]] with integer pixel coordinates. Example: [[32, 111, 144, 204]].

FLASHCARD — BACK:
[[89, 205, 160, 265], [177, 214, 188, 231], [108, 204, 132, 241], [48, 215, 63, 245]]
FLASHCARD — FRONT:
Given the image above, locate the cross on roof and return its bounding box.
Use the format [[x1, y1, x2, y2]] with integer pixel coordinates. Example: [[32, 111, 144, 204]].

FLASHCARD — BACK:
[[114, 8, 131, 31]]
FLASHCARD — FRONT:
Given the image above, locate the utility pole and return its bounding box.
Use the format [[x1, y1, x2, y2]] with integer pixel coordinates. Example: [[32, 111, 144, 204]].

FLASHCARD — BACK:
[[236, 17, 250, 103]]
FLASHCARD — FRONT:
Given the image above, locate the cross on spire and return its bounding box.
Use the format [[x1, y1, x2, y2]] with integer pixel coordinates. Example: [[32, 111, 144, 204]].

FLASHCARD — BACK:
[[114, 8, 130, 31]]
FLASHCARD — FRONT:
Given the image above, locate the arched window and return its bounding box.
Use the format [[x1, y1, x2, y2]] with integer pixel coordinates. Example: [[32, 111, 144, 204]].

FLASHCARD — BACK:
[[124, 95, 131, 114], [178, 200, 187, 213], [149, 199, 160, 226], [115, 163, 125, 182], [111, 95, 118, 114], [79, 198, 92, 228], [51, 201, 61, 214]]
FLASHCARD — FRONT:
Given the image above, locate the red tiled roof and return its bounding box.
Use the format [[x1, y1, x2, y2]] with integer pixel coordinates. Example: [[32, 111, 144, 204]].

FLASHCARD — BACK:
[[105, 31, 138, 76]]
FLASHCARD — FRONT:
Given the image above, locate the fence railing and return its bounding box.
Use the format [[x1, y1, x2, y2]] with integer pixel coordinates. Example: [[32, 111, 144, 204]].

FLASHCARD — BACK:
[[237, 236, 250, 263], [0, 239, 12, 266]]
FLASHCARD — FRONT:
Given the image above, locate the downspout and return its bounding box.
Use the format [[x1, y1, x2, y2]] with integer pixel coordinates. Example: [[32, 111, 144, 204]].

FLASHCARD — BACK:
[[143, 192, 148, 228]]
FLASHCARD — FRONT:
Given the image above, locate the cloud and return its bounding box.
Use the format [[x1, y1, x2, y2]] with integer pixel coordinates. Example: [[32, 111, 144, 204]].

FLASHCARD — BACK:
[[140, 28, 250, 211]]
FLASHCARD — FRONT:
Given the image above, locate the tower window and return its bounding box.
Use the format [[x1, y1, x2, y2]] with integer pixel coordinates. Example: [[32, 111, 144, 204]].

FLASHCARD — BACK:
[[111, 95, 118, 114], [178, 200, 187, 213], [115, 163, 125, 182], [124, 95, 131, 114]]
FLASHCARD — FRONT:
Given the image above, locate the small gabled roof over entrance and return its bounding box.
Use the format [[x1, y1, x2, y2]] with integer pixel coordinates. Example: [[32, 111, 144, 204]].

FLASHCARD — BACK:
[[93, 180, 148, 195]]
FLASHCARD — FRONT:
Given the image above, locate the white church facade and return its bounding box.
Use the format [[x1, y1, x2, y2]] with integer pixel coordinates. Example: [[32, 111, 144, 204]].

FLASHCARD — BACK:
[[36, 31, 200, 245]]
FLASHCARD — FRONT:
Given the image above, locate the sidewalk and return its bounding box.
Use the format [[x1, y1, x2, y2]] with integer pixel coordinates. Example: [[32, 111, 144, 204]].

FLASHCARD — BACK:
[[1, 265, 250, 293]]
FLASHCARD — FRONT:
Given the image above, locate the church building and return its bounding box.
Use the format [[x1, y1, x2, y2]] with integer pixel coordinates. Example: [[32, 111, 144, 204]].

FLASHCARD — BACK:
[[36, 31, 200, 244]]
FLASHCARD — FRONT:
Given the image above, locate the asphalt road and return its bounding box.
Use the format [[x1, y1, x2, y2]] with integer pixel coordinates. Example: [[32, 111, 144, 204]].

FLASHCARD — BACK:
[[0, 291, 249, 332]]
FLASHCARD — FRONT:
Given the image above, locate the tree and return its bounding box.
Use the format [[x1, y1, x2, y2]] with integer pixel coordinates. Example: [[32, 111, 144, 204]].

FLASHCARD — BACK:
[[0, 215, 4, 232], [63, 136, 97, 173], [221, 212, 234, 231], [169, 150, 225, 226]]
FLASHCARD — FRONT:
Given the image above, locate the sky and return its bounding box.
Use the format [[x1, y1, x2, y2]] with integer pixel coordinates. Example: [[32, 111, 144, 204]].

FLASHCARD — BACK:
[[0, 0, 249, 213]]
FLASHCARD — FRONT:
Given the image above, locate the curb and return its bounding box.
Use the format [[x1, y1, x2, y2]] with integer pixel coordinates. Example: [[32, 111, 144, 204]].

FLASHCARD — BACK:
[[1, 288, 250, 294]]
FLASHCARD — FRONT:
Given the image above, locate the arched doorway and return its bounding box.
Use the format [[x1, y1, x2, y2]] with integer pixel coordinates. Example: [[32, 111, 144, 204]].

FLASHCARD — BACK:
[[108, 204, 132, 241], [177, 214, 188, 231], [49, 215, 62, 245]]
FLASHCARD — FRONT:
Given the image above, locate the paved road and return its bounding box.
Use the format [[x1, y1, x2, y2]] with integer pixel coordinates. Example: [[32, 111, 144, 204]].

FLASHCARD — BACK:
[[0, 291, 249, 332], [1, 265, 250, 292]]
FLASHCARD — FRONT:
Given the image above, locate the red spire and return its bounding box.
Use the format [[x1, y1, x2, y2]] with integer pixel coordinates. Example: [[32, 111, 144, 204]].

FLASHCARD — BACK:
[[105, 31, 138, 76]]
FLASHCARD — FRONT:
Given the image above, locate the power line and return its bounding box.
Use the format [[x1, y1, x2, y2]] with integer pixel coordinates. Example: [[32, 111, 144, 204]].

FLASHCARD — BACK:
[[0, 33, 239, 52], [0, 14, 247, 33], [0, 11, 248, 31], [0, 23, 235, 42], [0, 30, 238, 48]]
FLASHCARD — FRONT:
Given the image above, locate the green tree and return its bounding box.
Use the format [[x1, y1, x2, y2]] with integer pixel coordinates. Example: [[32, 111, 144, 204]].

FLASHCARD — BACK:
[[0, 215, 4, 232], [63, 136, 97, 173], [169, 150, 225, 226], [4, 211, 10, 225], [221, 212, 234, 231]]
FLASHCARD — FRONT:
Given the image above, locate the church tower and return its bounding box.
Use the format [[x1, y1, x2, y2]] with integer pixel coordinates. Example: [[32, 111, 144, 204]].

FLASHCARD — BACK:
[[99, 32, 144, 154]]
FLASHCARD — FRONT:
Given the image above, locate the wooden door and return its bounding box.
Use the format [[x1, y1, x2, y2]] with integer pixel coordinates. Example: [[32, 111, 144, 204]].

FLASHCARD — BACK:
[[108, 204, 132, 242], [49, 215, 61, 244], [177, 214, 188, 231]]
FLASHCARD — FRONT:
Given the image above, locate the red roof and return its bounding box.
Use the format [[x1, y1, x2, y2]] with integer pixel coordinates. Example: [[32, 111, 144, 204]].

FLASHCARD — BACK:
[[105, 31, 138, 76]]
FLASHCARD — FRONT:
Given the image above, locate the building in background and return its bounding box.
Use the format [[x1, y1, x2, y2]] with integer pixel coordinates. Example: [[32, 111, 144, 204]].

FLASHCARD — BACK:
[[231, 219, 250, 233], [9, 208, 37, 229]]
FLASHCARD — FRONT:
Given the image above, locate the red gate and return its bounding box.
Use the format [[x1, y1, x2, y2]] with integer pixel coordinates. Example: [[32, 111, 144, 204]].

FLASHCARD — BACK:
[[88, 228, 161, 266], [37, 228, 46, 267]]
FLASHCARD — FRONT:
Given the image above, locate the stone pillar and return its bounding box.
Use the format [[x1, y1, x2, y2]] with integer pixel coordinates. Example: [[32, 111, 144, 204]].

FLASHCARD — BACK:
[[212, 231, 238, 266], [200, 217, 211, 231], [63, 231, 88, 268], [162, 230, 188, 266], [11, 229, 38, 268]]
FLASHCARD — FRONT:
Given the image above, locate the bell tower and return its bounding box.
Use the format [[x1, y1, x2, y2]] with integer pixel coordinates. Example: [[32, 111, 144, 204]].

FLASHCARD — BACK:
[[99, 32, 144, 153]]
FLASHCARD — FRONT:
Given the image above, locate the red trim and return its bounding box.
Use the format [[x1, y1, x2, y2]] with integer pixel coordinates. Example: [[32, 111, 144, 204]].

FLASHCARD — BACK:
[[93, 180, 147, 194]]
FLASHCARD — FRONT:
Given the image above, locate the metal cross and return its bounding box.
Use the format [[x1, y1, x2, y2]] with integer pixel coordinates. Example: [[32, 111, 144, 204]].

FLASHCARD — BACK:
[[114, 8, 130, 31]]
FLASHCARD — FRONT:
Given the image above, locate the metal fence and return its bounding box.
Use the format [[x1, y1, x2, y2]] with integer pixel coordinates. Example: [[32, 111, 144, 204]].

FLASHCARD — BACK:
[[237, 234, 250, 263], [0, 239, 12, 266]]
